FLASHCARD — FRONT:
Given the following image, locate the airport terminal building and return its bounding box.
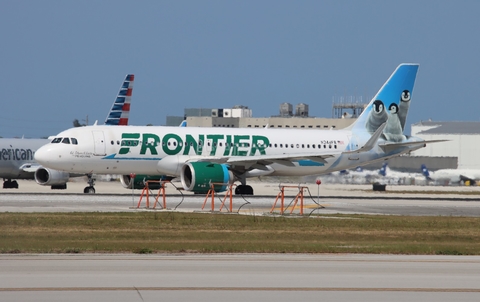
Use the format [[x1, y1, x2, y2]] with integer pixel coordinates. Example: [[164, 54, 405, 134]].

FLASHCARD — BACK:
[[411, 121, 480, 169]]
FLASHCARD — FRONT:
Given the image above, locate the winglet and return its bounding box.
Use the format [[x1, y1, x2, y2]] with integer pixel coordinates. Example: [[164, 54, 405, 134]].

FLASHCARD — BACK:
[[344, 122, 387, 154], [104, 74, 134, 125]]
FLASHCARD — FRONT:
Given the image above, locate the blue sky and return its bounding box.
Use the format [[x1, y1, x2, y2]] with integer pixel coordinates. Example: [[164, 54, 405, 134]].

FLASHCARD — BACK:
[[1, 0, 479, 138]]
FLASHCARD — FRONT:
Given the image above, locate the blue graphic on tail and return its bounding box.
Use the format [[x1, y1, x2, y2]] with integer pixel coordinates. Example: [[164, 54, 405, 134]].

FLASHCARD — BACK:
[[345, 64, 419, 151]]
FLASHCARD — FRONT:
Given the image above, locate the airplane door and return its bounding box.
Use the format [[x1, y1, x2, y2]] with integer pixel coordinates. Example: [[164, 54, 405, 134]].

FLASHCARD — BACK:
[[92, 131, 106, 156]]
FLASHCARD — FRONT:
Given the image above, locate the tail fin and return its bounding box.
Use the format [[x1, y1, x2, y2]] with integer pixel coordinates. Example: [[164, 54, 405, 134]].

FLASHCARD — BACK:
[[347, 64, 419, 140], [104, 74, 134, 125], [421, 164, 432, 180], [378, 162, 388, 176]]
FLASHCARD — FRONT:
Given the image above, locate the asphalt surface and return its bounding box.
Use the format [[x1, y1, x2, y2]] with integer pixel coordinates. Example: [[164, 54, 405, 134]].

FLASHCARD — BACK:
[[1, 180, 480, 216], [1, 254, 480, 302], [2, 180, 480, 301]]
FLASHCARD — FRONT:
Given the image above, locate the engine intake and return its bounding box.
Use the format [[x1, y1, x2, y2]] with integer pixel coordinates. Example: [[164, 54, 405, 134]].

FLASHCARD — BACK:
[[34, 167, 69, 187]]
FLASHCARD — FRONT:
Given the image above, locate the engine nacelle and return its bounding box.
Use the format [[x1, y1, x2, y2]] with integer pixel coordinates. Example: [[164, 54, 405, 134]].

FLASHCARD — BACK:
[[180, 162, 234, 193], [34, 167, 69, 187], [120, 175, 170, 190]]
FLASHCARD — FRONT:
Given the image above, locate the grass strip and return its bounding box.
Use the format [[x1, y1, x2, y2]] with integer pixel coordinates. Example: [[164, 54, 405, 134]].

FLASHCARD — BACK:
[[0, 212, 479, 255]]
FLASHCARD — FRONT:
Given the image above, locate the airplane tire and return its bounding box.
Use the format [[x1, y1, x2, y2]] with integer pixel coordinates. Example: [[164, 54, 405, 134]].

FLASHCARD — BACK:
[[12, 180, 18, 189], [235, 185, 254, 195], [84, 186, 96, 194]]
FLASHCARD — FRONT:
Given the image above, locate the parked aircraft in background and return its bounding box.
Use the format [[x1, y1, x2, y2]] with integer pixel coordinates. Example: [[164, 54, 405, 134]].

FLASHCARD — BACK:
[[35, 64, 442, 195], [421, 164, 480, 185], [0, 74, 134, 190], [323, 162, 423, 185]]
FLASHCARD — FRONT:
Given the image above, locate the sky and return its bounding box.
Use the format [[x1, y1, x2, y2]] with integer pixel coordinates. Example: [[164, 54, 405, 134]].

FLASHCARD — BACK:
[[1, 0, 480, 138]]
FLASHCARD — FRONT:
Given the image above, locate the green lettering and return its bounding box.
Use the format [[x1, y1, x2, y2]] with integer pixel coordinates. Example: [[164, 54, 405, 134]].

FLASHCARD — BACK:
[[249, 135, 270, 156], [207, 134, 223, 156], [119, 133, 140, 154], [183, 134, 201, 155], [232, 135, 249, 156], [162, 133, 182, 155], [223, 135, 232, 156], [140, 133, 160, 155]]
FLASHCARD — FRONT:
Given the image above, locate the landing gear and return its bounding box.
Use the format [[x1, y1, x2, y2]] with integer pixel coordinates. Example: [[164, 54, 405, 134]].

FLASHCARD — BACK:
[[83, 174, 96, 194], [84, 186, 96, 194], [3, 179, 19, 189], [51, 184, 67, 190], [235, 184, 254, 195]]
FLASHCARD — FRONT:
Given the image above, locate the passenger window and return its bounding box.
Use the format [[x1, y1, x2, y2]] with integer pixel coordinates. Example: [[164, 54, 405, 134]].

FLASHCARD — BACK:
[[62, 138, 70, 144]]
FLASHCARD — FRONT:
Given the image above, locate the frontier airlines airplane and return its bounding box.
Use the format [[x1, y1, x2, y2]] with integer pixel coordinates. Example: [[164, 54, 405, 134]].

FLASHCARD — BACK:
[[35, 64, 434, 195], [0, 74, 134, 190]]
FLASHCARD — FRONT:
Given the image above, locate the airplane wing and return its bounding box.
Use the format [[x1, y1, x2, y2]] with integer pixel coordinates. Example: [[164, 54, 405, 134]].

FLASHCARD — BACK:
[[19, 163, 42, 173], [188, 152, 338, 171]]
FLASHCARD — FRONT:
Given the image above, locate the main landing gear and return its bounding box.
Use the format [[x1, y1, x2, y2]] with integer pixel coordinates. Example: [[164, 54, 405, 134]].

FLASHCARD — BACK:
[[235, 184, 254, 195], [3, 179, 19, 189], [83, 174, 96, 194]]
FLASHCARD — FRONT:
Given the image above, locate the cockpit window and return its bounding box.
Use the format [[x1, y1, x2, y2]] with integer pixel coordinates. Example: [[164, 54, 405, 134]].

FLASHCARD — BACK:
[[62, 138, 71, 144], [52, 137, 62, 144], [71, 138, 78, 145]]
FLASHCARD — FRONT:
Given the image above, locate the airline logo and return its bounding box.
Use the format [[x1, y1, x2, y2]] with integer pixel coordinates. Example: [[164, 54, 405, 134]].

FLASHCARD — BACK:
[[1, 148, 35, 161], [118, 133, 270, 157]]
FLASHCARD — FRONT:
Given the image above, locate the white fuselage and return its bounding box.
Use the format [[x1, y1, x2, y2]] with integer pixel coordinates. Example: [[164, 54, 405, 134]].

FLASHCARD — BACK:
[[34, 124, 422, 180], [34, 125, 360, 176]]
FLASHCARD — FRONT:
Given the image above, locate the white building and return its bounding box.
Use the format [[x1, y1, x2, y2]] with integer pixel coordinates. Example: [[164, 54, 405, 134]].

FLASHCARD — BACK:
[[411, 121, 480, 169]]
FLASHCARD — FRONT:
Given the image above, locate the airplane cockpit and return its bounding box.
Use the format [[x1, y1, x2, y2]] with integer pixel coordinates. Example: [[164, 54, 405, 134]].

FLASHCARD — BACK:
[[50, 137, 78, 145]]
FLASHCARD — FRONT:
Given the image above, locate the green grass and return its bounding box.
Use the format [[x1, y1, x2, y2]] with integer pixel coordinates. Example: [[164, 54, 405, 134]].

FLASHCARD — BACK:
[[1, 212, 479, 255]]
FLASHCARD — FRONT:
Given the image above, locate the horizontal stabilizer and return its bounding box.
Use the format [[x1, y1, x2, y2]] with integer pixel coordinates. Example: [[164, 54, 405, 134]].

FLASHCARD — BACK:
[[379, 139, 448, 153]]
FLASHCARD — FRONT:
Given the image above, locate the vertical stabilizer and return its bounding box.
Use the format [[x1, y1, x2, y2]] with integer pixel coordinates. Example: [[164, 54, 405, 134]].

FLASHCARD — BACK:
[[347, 64, 419, 140], [104, 74, 135, 125]]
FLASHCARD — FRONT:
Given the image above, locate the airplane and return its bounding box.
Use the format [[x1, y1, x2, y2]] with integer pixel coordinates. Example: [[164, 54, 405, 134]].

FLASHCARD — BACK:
[[0, 74, 134, 191], [325, 163, 418, 185], [35, 63, 438, 195], [421, 164, 480, 186]]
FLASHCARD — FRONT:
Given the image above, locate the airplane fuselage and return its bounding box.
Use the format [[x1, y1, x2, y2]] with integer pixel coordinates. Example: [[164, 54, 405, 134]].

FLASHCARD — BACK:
[[34, 124, 420, 179], [0, 138, 48, 179]]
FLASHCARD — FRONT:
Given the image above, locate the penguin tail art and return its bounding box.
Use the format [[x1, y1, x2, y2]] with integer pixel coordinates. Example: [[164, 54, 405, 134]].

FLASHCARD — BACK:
[[346, 63, 419, 137]]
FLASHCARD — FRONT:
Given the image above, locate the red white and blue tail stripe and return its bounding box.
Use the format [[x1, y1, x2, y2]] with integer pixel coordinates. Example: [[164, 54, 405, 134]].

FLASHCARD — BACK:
[[104, 74, 134, 125]]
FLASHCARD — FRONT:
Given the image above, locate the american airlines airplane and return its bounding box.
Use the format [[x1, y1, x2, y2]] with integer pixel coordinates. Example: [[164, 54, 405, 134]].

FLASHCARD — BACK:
[[35, 64, 435, 195], [0, 74, 134, 191]]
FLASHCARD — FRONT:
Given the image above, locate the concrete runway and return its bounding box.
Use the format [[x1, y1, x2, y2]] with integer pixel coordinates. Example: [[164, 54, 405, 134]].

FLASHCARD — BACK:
[[1, 254, 480, 302], [1, 180, 480, 216], [2, 180, 480, 301]]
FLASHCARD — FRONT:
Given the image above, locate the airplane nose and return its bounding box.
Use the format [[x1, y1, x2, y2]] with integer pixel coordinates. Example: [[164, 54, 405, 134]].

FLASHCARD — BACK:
[[34, 145, 51, 165]]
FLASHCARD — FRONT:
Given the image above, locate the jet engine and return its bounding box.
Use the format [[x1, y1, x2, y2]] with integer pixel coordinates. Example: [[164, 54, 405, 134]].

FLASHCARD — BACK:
[[34, 167, 69, 189], [120, 174, 170, 190], [180, 162, 234, 193]]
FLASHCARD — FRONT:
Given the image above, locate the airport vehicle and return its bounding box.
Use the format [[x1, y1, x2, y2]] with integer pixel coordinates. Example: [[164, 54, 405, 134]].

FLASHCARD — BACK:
[[35, 64, 434, 195], [421, 164, 480, 185], [0, 74, 134, 190]]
